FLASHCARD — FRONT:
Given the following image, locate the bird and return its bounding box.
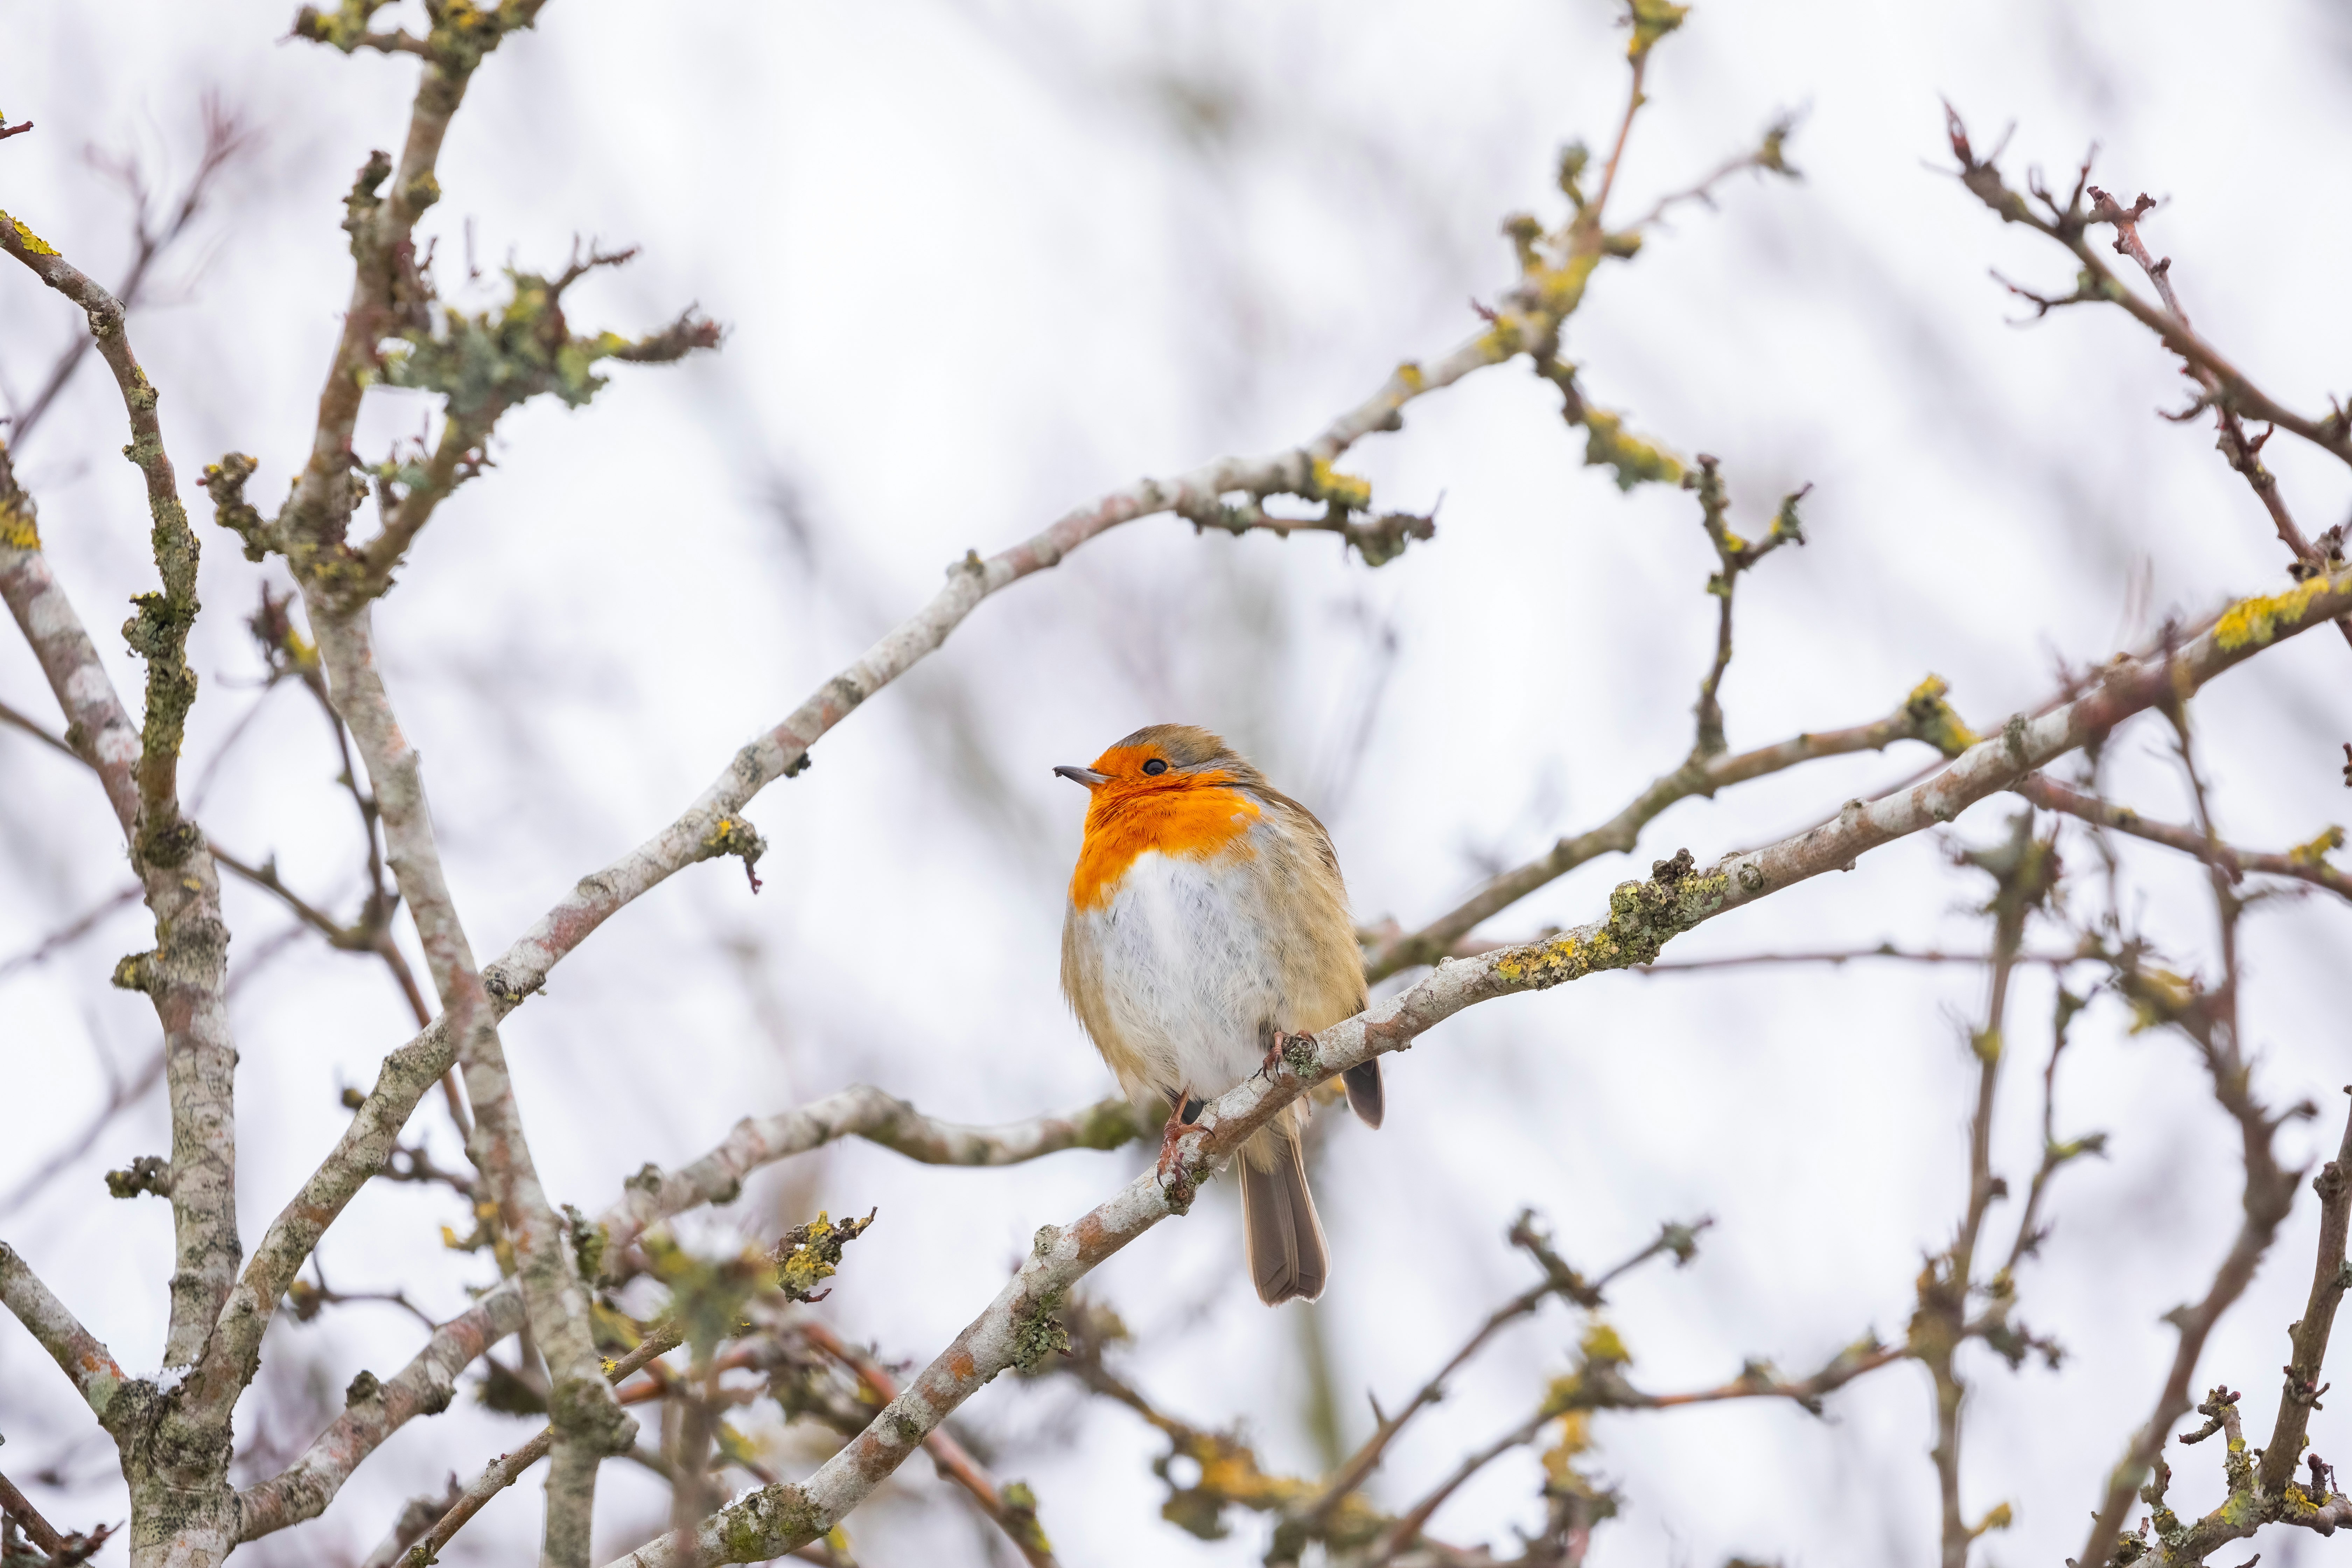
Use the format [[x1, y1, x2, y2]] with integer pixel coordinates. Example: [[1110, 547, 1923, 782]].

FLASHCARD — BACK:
[[1056, 723, 1382, 1305]]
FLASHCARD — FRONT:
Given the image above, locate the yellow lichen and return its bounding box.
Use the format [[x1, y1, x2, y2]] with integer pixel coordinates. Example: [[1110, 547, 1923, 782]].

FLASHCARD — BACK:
[[1578, 406, 1684, 490], [1306, 456, 1373, 511], [2126, 968, 2197, 1032], [1626, 0, 1689, 61], [2213, 575, 2332, 650], [2289, 825, 2345, 867], [0, 211, 59, 258], [1393, 361, 1424, 391], [1905, 675, 1979, 756], [0, 496, 38, 551]]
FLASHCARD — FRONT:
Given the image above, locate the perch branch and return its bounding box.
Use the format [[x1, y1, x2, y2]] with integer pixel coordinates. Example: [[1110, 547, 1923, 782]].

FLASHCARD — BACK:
[[598, 565, 2352, 1567]]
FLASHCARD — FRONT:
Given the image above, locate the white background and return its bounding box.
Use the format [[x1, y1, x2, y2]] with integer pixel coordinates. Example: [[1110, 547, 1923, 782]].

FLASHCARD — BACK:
[[3, 2, 2350, 1564]]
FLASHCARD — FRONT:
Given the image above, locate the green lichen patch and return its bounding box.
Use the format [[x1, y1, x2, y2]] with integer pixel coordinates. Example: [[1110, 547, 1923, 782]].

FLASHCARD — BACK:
[[1010, 1286, 1071, 1373], [723, 1484, 824, 1559], [203, 453, 278, 562], [996, 1482, 1053, 1559], [381, 264, 718, 433], [1074, 1098, 1146, 1152], [770, 1207, 876, 1304], [105, 1154, 172, 1199], [1493, 848, 1728, 988], [562, 1203, 608, 1284]]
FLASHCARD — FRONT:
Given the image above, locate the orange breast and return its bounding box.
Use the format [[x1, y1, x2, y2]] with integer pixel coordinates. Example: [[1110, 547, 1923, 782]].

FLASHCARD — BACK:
[[1070, 778, 1260, 910]]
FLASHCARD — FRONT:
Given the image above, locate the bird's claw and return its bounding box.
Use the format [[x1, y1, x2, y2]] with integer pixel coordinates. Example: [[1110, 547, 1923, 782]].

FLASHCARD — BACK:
[[1259, 1029, 1313, 1081], [1156, 1102, 1208, 1208]]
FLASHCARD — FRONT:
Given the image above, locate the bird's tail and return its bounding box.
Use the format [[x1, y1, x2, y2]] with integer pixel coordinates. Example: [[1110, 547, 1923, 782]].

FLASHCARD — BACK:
[[1239, 1128, 1328, 1305]]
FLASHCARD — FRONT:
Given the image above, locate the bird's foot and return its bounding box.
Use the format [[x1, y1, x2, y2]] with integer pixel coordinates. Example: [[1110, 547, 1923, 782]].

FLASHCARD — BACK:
[[1259, 1029, 1316, 1082], [1156, 1100, 1209, 1212]]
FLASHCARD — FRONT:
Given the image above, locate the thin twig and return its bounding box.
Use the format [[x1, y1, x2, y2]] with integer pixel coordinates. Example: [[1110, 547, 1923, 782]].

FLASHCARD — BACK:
[[391, 1324, 686, 1568], [9, 97, 254, 447], [2015, 771, 2350, 900]]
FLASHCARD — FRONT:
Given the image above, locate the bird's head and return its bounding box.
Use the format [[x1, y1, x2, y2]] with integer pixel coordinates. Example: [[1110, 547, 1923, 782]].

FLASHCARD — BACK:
[[1054, 723, 1262, 800]]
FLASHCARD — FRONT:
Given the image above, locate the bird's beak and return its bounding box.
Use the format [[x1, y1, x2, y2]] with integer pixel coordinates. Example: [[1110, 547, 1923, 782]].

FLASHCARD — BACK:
[[1054, 764, 1110, 788]]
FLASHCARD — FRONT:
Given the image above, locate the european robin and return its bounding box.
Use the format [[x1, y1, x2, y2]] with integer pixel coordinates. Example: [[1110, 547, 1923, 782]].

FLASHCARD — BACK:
[[1057, 724, 1382, 1305]]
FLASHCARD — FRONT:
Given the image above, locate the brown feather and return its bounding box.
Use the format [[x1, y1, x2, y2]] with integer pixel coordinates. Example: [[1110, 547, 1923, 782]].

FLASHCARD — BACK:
[[1239, 1128, 1329, 1304]]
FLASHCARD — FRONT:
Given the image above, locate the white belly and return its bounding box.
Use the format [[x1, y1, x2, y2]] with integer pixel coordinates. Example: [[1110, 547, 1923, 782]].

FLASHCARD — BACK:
[[1072, 848, 1284, 1102]]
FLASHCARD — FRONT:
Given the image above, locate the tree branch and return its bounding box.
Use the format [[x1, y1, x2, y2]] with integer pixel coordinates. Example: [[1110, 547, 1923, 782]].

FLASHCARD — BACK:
[[232, 1287, 532, 1541], [2260, 1090, 2352, 1496], [1363, 682, 1962, 980], [2071, 715, 2302, 1566], [0, 319, 239, 1374], [601, 564, 2352, 1567], [1307, 1214, 1700, 1530], [226, 1080, 1122, 1543], [0, 1241, 126, 1419], [2014, 772, 2350, 900], [599, 1086, 1144, 1265], [799, 1320, 1058, 1568], [383, 1324, 688, 1568], [2078, 183, 2347, 646], [1947, 111, 2352, 478]]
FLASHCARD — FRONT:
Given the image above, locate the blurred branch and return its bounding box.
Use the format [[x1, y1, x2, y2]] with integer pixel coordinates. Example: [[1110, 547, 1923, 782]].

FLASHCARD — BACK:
[[1916, 814, 2057, 1568], [0, 1472, 66, 1558], [2015, 771, 2350, 900], [386, 1323, 687, 1567], [0, 1041, 163, 1216], [8, 96, 254, 447], [0, 694, 83, 764], [0, 882, 141, 986], [800, 1319, 1059, 1568], [1636, 944, 2080, 972], [0, 637, 460, 1123], [2000, 987, 2102, 1279], [2071, 714, 2302, 1567], [233, 1286, 532, 1542], [1621, 112, 1801, 232], [1368, 1318, 1902, 1566], [1307, 1214, 1701, 1537], [355, 1478, 463, 1568]]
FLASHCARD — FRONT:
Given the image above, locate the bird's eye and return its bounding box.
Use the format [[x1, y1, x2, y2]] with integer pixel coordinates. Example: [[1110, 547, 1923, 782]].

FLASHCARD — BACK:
[[1142, 758, 1169, 776]]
